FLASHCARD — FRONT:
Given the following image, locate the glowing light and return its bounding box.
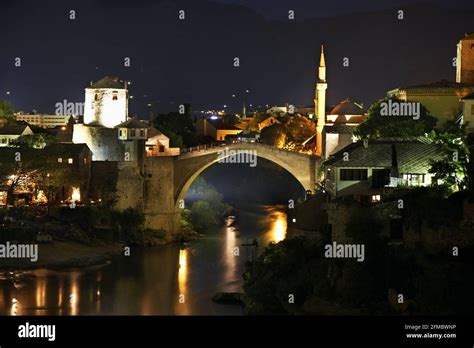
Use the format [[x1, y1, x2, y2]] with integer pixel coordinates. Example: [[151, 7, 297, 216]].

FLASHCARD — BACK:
[[71, 187, 80, 202], [265, 210, 287, 244], [11, 298, 19, 315], [178, 248, 188, 304]]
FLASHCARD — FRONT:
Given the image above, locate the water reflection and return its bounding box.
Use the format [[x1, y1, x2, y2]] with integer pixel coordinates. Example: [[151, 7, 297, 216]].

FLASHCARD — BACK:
[[0, 205, 287, 315], [223, 218, 239, 291], [269, 211, 287, 243]]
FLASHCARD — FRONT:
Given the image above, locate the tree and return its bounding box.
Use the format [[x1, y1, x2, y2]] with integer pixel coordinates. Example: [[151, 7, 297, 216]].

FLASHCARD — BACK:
[[222, 114, 240, 126], [0, 100, 15, 117], [0, 100, 16, 127], [354, 96, 437, 139], [260, 124, 287, 147], [12, 133, 56, 149], [428, 122, 473, 192], [153, 111, 197, 148], [0, 149, 47, 205]]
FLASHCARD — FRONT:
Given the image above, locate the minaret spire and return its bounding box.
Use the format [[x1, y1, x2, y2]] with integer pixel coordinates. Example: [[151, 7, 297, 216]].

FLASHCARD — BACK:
[[319, 45, 326, 67], [315, 45, 328, 158]]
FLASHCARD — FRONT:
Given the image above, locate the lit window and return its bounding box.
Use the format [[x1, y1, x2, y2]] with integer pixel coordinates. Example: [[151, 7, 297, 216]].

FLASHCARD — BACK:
[[58, 158, 62, 163], [371, 195, 381, 203], [83, 158, 87, 164], [68, 158, 73, 164]]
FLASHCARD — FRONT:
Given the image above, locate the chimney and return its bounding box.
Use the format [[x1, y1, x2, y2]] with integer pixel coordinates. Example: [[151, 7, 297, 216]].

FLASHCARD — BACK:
[[390, 143, 399, 187]]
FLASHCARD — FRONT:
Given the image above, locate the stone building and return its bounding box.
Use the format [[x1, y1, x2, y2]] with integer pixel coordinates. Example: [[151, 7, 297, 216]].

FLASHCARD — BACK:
[[0, 124, 33, 147], [195, 117, 242, 141], [388, 34, 474, 128], [73, 76, 178, 162]]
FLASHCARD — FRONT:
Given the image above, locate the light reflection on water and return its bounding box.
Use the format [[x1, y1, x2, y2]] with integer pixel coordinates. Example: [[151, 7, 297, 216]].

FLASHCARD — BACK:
[[0, 205, 287, 315]]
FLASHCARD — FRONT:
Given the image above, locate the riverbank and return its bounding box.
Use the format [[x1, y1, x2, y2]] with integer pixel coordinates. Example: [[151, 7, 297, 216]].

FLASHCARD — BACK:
[[0, 239, 124, 270]]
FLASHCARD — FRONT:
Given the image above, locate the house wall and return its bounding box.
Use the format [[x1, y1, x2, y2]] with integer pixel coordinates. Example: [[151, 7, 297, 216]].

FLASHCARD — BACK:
[[462, 99, 474, 132], [216, 129, 242, 141]]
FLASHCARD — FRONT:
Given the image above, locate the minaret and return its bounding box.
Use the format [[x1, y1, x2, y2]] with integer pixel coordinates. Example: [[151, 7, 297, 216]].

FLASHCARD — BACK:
[[315, 45, 327, 158]]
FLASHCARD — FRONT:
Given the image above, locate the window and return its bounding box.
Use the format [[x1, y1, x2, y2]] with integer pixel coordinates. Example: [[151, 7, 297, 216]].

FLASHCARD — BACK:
[[58, 158, 62, 163], [130, 129, 136, 137], [112, 93, 118, 101], [371, 194, 381, 203], [372, 169, 391, 188], [68, 158, 73, 164], [402, 174, 425, 186], [1, 138, 5, 144], [139, 129, 145, 137], [119, 130, 123, 136], [95, 94, 99, 101], [83, 158, 87, 164], [159, 145, 165, 152], [471, 104, 474, 115], [340, 169, 368, 181]]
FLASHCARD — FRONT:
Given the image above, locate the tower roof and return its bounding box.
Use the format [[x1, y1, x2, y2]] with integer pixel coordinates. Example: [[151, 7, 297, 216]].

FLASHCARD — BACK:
[[88, 76, 126, 89], [319, 45, 326, 67]]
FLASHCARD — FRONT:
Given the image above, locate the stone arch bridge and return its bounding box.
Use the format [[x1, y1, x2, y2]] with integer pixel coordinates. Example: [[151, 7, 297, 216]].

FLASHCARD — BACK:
[[124, 142, 319, 233]]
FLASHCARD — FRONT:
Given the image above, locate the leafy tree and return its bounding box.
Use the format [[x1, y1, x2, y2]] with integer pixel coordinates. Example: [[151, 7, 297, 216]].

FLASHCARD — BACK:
[[260, 124, 287, 147], [0, 149, 47, 205], [428, 122, 473, 192], [153, 111, 197, 148], [222, 114, 240, 126], [354, 96, 437, 139], [12, 133, 56, 149], [0, 100, 16, 126], [0, 100, 15, 117]]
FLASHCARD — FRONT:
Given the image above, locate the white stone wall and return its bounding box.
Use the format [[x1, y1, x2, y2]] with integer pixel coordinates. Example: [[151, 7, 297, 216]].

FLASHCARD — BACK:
[[73, 124, 125, 161], [84, 88, 128, 128]]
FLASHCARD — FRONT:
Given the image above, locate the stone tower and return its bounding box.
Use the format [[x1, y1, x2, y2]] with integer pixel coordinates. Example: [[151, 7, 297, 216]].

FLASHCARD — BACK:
[[456, 33, 474, 85], [83, 76, 128, 128], [315, 45, 327, 157]]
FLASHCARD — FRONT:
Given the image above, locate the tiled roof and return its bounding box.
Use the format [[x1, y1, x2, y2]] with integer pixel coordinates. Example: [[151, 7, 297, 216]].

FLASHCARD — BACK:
[[325, 138, 444, 173], [89, 76, 125, 89], [116, 118, 149, 129], [0, 125, 30, 135], [399, 79, 474, 90]]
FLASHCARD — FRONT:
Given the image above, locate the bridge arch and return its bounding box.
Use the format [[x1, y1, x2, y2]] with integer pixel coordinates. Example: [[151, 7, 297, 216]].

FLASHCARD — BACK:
[[173, 143, 319, 210]]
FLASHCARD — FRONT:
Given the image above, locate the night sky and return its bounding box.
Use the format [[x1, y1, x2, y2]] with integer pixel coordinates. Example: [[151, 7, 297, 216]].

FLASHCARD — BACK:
[[2, 0, 474, 116]]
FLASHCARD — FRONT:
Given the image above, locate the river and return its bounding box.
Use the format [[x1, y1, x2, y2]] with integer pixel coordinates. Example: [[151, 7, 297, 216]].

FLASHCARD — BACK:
[[0, 205, 287, 315]]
